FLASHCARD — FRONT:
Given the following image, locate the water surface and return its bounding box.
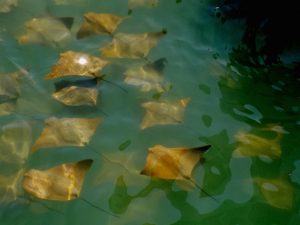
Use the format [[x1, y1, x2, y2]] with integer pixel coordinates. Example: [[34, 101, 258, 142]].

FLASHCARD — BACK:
[[1, 1, 299, 225]]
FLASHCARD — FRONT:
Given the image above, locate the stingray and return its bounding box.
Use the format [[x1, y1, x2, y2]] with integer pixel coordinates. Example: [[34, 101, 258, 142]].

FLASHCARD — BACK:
[[0, 0, 17, 13], [140, 98, 190, 129], [141, 144, 218, 201], [0, 71, 22, 101], [51, 78, 99, 106], [124, 58, 169, 92], [45, 51, 108, 80], [101, 30, 167, 59], [31, 117, 101, 152], [0, 101, 16, 116], [23, 159, 117, 217], [18, 16, 74, 47], [77, 13, 125, 38]]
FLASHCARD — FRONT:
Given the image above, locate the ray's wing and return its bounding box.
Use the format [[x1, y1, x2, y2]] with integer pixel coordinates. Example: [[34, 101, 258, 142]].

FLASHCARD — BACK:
[[23, 160, 93, 201]]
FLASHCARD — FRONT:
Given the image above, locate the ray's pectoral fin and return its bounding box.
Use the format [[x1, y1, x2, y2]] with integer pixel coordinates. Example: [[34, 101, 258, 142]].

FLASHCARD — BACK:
[[58, 17, 75, 30], [192, 145, 211, 152]]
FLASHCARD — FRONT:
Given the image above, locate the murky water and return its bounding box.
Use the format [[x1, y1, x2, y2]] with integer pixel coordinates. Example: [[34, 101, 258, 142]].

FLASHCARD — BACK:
[[1, 0, 299, 225]]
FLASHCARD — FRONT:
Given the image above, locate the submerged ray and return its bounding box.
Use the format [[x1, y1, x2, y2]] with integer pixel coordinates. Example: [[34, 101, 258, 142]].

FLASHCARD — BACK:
[[32, 117, 101, 152], [45, 51, 108, 80], [0, 0, 17, 13], [0, 101, 16, 116], [141, 145, 210, 181], [18, 17, 74, 46], [0, 120, 32, 165], [52, 86, 98, 106], [0, 71, 22, 101], [140, 98, 190, 129], [23, 160, 93, 201], [124, 58, 169, 92], [0, 169, 24, 203], [77, 13, 125, 38], [101, 31, 167, 59]]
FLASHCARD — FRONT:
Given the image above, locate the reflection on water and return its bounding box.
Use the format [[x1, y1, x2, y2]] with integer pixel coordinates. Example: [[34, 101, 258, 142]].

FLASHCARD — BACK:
[[255, 177, 294, 209], [1, 0, 300, 225], [233, 124, 284, 160]]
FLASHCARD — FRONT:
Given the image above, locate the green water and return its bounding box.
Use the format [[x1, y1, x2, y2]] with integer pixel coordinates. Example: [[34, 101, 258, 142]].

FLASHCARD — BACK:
[[1, 0, 300, 225]]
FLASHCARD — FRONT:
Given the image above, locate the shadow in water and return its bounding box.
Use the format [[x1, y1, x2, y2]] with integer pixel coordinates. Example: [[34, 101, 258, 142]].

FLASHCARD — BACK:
[[215, 0, 300, 65]]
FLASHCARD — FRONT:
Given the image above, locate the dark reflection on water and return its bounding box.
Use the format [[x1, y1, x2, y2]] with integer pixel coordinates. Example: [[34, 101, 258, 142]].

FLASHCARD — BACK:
[[217, 52, 300, 224], [199, 130, 233, 196]]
